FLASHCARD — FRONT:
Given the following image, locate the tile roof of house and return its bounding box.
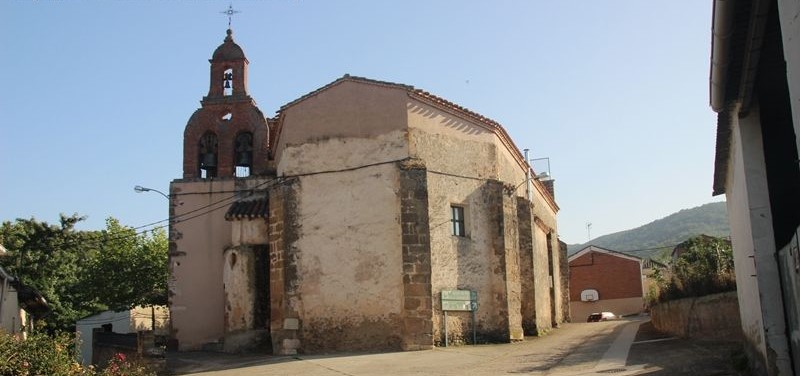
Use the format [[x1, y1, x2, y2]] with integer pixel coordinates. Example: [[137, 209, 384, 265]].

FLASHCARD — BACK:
[[568, 245, 643, 263], [225, 198, 269, 220], [278, 75, 508, 143], [278, 74, 414, 111]]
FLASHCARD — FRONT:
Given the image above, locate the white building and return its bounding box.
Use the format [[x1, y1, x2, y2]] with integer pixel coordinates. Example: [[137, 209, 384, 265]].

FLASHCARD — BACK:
[[75, 306, 169, 366], [0, 244, 46, 339], [709, 0, 800, 375]]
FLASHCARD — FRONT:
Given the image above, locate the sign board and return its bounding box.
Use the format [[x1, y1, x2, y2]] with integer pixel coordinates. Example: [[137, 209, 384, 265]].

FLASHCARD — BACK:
[[441, 289, 477, 312]]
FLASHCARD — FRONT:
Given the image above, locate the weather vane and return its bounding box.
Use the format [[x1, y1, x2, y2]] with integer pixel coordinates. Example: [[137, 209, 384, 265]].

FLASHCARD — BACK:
[[221, 4, 240, 28]]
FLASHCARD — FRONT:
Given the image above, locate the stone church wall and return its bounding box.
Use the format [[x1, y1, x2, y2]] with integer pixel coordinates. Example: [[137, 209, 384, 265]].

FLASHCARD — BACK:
[[290, 165, 404, 352]]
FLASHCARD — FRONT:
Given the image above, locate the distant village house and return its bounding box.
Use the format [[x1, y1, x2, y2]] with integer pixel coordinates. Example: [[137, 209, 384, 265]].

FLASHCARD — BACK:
[[568, 246, 650, 320]]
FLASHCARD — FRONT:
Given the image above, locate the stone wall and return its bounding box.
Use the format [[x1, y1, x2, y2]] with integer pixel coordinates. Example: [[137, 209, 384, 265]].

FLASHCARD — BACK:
[[517, 198, 536, 334], [268, 181, 301, 355], [531, 223, 552, 333], [650, 292, 742, 340], [291, 164, 404, 353], [399, 160, 434, 350], [486, 180, 523, 342], [559, 241, 570, 322]]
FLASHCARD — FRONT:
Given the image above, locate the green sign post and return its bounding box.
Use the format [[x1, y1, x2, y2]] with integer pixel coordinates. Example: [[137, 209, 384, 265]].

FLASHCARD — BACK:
[[441, 289, 478, 346]]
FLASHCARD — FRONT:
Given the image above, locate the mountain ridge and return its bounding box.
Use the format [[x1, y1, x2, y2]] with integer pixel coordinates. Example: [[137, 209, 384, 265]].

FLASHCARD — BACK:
[[566, 201, 730, 259]]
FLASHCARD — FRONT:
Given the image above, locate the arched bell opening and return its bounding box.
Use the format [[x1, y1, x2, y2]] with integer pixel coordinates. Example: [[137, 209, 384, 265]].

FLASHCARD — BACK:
[[234, 132, 253, 178], [223, 68, 234, 96], [198, 132, 219, 179]]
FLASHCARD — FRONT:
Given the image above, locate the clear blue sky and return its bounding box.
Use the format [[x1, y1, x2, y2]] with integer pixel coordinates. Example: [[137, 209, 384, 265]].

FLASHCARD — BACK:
[[0, 1, 722, 244]]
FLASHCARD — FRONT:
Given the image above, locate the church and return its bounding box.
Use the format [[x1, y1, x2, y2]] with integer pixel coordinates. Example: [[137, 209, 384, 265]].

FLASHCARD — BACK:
[[168, 28, 564, 355]]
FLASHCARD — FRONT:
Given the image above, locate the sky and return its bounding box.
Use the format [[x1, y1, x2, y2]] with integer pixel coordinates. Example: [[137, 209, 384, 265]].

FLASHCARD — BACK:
[[0, 1, 723, 244]]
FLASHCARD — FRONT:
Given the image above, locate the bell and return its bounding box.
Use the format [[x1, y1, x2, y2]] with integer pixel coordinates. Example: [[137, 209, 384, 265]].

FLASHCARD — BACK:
[[224, 80, 231, 89], [236, 152, 251, 167], [202, 153, 217, 168]]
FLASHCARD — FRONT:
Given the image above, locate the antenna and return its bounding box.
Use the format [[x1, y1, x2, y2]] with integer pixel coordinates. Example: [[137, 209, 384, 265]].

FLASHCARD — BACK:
[[586, 222, 592, 240], [221, 4, 241, 28]]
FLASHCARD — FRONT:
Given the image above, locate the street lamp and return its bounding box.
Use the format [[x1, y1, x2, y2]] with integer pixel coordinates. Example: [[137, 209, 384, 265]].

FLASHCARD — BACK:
[[134, 185, 169, 200], [133, 184, 171, 332]]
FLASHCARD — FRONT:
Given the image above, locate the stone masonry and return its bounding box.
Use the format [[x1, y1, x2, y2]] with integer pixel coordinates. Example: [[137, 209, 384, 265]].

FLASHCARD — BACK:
[[482, 180, 523, 342], [516, 197, 537, 334], [267, 180, 302, 354], [399, 160, 434, 350]]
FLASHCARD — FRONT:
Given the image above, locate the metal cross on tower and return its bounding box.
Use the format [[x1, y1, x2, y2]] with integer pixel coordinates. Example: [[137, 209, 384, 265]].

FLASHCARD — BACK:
[[221, 4, 240, 28]]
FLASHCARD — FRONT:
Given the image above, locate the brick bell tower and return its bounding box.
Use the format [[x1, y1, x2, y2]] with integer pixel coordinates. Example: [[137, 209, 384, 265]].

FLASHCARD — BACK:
[[183, 28, 269, 179]]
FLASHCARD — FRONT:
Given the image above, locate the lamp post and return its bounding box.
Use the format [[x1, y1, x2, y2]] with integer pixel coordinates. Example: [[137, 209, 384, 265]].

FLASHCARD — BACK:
[[133, 184, 171, 332], [134, 185, 170, 201]]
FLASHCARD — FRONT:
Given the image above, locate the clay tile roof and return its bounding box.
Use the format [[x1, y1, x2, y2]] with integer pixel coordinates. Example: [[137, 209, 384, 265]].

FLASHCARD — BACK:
[[410, 89, 502, 129], [277, 74, 502, 131], [279, 74, 414, 111], [225, 198, 269, 221]]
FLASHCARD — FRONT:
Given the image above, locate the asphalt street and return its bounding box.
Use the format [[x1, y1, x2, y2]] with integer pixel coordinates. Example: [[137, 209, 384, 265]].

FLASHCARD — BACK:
[[168, 317, 748, 376]]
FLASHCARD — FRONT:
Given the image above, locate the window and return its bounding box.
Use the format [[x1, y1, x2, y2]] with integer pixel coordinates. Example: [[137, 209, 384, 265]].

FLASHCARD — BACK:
[[451, 205, 466, 237]]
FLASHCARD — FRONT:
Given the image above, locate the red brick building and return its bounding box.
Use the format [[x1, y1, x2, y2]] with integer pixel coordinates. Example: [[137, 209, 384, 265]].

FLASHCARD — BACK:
[[568, 246, 644, 320]]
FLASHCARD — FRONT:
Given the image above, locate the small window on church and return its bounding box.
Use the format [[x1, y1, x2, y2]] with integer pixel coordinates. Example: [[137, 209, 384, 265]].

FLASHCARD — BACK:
[[223, 68, 233, 96], [234, 132, 253, 178], [221, 112, 232, 121], [198, 132, 218, 178], [451, 205, 466, 237]]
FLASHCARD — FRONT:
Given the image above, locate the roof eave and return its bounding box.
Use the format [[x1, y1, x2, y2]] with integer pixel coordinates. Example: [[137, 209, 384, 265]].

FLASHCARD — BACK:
[[710, 0, 737, 112]]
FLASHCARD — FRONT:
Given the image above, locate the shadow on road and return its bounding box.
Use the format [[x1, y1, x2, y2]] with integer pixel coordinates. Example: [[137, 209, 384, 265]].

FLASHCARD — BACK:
[[167, 351, 293, 375], [509, 321, 628, 374], [627, 321, 750, 376]]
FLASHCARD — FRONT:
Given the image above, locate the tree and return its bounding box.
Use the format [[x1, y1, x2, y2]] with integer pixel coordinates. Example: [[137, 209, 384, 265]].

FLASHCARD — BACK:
[[82, 218, 168, 311], [0, 215, 168, 333], [659, 234, 735, 301], [0, 214, 104, 333]]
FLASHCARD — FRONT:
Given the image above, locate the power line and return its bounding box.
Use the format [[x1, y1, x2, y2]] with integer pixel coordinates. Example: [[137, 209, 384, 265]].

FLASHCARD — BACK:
[[50, 177, 286, 250]]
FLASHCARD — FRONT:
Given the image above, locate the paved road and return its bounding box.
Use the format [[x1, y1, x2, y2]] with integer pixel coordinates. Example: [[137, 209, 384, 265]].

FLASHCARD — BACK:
[[169, 317, 746, 376]]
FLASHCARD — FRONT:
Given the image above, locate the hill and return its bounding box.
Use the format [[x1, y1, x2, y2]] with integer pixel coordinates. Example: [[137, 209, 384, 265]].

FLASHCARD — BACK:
[[567, 202, 730, 259]]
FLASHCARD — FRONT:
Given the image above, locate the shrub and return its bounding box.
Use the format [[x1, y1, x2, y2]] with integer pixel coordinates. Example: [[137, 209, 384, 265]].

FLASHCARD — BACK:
[[0, 331, 86, 376], [97, 353, 153, 376], [655, 235, 736, 302], [0, 331, 155, 376]]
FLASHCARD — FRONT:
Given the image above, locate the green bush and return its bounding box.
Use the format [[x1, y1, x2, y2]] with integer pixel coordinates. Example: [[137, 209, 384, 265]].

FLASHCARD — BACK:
[[0, 331, 154, 376], [655, 235, 736, 302]]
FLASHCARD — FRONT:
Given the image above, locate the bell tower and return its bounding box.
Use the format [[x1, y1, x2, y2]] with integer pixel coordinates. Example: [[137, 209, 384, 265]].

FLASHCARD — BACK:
[[182, 28, 269, 179]]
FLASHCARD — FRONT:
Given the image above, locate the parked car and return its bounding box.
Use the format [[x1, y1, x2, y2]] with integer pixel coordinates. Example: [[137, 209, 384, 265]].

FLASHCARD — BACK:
[[587, 312, 616, 322]]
